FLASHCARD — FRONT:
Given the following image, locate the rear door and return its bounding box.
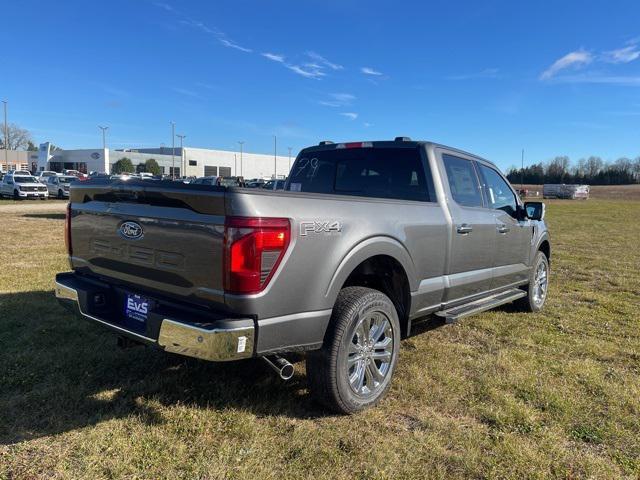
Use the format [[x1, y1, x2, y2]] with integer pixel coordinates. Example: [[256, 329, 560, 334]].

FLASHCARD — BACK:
[[476, 162, 532, 288], [439, 152, 496, 302]]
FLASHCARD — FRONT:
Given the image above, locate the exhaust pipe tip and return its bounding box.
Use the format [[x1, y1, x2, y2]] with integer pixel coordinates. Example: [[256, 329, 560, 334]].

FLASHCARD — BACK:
[[262, 355, 294, 381], [279, 362, 294, 381]]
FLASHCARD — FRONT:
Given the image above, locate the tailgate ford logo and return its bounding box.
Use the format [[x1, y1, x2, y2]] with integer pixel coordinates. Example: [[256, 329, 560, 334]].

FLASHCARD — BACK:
[[119, 221, 144, 240]]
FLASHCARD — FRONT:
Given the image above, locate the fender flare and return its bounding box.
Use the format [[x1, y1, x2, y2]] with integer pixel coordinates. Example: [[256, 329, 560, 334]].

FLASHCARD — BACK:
[[532, 231, 551, 263], [324, 235, 418, 306]]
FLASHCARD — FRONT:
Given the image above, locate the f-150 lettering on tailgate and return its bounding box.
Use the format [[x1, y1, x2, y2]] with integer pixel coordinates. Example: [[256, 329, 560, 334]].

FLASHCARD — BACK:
[[91, 239, 185, 270]]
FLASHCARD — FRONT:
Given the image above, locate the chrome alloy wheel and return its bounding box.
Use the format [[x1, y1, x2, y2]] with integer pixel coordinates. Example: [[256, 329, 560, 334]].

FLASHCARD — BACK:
[[533, 260, 548, 306], [344, 311, 394, 398]]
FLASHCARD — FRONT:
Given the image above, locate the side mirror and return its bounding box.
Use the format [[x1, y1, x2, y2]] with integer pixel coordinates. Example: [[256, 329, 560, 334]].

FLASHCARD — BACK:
[[524, 201, 545, 221]]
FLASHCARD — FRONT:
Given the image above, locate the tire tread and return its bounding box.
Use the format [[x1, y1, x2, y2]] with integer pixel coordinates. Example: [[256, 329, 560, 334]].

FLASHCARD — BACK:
[[307, 286, 397, 414]]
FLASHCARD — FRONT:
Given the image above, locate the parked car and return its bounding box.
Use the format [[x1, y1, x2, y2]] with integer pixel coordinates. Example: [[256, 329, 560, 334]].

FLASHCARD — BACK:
[[218, 176, 245, 187], [45, 175, 77, 198], [245, 179, 265, 188], [191, 176, 220, 186], [35, 171, 59, 183], [89, 172, 110, 179], [63, 169, 89, 181], [0, 172, 49, 199], [262, 179, 286, 190], [55, 138, 550, 414]]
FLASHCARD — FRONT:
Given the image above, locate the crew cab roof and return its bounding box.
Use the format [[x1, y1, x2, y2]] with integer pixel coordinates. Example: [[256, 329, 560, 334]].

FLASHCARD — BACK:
[[301, 139, 497, 168]]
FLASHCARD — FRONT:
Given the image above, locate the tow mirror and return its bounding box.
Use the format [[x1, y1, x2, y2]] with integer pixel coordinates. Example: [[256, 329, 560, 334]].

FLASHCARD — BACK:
[[524, 201, 545, 221]]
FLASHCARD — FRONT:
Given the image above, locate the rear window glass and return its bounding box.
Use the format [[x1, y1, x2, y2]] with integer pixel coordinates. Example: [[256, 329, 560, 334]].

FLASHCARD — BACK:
[[286, 147, 433, 202]]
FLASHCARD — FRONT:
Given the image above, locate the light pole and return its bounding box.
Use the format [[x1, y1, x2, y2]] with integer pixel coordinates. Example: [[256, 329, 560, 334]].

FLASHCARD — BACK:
[[238, 141, 244, 176], [287, 147, 292, 172], [98, 125, 109, 150], [273, 135, 277, 181], [176, 134, 186, 175], [170, 121, 176, 178], [2, 100, 8, 173], [521, 149, 525, 190]]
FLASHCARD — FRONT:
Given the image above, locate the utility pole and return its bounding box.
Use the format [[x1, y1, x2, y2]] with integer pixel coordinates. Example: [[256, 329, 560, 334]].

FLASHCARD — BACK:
[[521, 148, 525, 190], [238, 141, 244, 176], [2, 100, 8, 173], [273, 135, 277, 181], [287, 147, 292, 172], [176, 134, 186, 176], [98, 125, 109, 150], [170, 121, 176, 179]]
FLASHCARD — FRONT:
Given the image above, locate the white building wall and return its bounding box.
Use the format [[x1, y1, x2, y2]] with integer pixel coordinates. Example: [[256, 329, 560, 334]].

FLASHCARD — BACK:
[[40, 148, 108, 173], [183, 147, 292, 179], [36, 144, 296, 178]]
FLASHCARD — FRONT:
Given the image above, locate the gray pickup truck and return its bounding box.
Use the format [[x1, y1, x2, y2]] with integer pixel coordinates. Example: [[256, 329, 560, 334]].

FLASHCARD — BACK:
[[55, 138, 550, 413]]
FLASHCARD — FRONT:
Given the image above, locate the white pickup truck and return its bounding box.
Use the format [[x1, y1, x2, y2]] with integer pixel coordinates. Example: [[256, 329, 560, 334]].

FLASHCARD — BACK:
[[0, 172, 49, 199]]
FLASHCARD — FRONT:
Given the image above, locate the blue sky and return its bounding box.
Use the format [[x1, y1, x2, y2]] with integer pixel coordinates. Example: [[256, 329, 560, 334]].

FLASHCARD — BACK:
[[2, 0, 640, 170]]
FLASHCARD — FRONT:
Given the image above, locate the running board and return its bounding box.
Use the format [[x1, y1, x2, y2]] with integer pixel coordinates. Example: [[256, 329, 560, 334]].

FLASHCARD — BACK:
[[435, 289, 527, 324]]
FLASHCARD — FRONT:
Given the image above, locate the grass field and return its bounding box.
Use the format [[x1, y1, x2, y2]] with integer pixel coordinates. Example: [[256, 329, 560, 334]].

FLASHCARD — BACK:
[[1, 193, 639, 479]]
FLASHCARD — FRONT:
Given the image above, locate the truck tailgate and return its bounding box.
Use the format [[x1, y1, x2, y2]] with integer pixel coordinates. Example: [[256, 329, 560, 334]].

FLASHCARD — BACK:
[[69, 180, 226, 307]]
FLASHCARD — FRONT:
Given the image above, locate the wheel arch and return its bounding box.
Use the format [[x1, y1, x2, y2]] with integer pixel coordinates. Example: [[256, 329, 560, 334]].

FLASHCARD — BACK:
[[537, 237, 551, 265], [324, 237, 416, 337]]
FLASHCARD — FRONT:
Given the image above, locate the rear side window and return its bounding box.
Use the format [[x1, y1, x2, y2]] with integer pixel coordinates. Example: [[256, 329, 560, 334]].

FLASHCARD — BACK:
[[442, 154, 483, 208], [286, 147, 433, 202]]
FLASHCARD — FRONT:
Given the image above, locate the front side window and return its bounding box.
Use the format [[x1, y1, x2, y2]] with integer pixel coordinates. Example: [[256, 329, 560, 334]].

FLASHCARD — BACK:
[[477, 164, 517, 216], [442, 154, 483, 207]]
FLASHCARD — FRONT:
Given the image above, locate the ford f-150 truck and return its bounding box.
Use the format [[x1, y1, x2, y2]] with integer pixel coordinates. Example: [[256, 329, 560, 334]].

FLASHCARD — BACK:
[[55, 138, 550, 413]]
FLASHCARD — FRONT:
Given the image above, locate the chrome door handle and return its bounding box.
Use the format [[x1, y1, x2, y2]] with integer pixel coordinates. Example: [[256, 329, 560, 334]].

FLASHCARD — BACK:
[[497, 224, 510, 234], [456, 224, 473, 234]]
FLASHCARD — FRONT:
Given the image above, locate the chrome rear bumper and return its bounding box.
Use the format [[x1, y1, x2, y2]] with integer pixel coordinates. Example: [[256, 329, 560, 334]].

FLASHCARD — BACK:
[[55, 274, 255, 362]]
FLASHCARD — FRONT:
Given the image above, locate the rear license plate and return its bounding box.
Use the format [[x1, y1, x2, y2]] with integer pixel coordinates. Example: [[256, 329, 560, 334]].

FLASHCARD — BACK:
[[124, 293, 150, 326]]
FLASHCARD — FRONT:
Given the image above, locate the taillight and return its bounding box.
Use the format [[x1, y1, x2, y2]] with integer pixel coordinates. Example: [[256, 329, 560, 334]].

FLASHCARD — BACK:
[[64, 202, 72, 256], [224, 217, 290, 294]]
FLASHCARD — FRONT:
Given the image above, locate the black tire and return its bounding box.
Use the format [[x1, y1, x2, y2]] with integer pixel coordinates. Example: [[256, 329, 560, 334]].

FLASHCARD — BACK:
[[58, 189, 64, 199], [516, 250, 549, 312], [307, 287, 401, 414], [13, 190, 20, 200]]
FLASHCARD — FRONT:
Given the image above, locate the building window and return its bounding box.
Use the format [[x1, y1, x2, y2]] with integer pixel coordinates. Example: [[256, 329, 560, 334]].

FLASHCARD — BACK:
[[219, 166, 231, 177], [204, 166, 218, 176], [189, 160, 197, 166], [169, 167, 181, 177]]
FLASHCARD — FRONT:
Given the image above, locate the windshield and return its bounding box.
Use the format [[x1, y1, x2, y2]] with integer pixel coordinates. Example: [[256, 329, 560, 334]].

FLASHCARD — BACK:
[[286, 146, 433, 202], [13, 176, 38, 183], [59, 176, 76, 184]]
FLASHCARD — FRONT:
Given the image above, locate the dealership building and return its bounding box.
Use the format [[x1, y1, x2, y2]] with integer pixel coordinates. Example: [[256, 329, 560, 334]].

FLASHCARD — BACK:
[[35, 143, 294, 179]]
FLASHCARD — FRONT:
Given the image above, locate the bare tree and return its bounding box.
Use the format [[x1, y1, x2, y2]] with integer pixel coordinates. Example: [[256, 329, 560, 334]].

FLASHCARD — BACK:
[[585, 156, 603, 178], [0, 123, 33, 150]]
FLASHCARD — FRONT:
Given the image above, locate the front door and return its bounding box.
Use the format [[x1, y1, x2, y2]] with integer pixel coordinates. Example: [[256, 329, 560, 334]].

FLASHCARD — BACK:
[[440, 153, 496, 302], [476, 162, 532, 289]]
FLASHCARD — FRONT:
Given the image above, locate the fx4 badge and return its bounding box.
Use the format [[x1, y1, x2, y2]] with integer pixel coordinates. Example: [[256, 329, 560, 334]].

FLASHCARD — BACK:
[[300, 220, 342, 236]]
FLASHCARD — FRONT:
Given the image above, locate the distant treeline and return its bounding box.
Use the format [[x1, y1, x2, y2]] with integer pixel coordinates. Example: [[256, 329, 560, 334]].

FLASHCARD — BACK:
[[506, 156, 640, 185]]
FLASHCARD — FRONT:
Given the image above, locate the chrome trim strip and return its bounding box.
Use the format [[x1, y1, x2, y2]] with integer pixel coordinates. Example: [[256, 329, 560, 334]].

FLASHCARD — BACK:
[[158, 319, 254, 362]]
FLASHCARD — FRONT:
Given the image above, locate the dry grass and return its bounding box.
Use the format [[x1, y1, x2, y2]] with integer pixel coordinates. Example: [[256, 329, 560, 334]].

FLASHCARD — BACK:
[[0, 197, 639, 479]]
